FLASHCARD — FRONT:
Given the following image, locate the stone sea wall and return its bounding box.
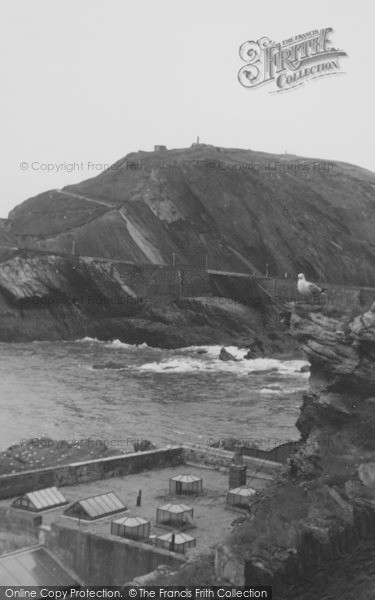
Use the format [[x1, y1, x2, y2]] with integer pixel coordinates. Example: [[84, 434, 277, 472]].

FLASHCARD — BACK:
[[0, 448, 184, 500]]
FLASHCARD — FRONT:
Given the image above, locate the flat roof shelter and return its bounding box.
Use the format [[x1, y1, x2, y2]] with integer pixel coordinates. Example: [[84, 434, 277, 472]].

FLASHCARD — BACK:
[[169, 474, 203, 495], [156, 532, 196, 554], [63, 492, 126, 521], [156, 503, 194, 527], [226, 486, 256, 508], [12, 487, 68, 512], [111, 516, 150, 540]]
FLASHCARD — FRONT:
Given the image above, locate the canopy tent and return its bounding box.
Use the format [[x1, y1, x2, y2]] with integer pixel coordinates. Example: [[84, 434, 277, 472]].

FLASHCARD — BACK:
[[156, 503, 194, 527], [12, 487, 68, 512], [169, 474, 203, 495], [63, 492, 126, 520], [226, 486, 256, 508], [111, 516, 150, 540], [156, 531, 196, 554]]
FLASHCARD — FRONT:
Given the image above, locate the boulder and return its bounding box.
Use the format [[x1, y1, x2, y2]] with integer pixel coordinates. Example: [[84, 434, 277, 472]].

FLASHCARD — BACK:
[[219, 347, 239, 362]]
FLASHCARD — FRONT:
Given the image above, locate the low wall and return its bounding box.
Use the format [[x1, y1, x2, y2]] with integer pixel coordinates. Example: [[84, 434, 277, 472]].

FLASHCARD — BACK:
[[0, 448, 184, 500], [257, 277, 375, 312], [0, 505, 42, 538], [0, 445, 281, 502], [110, 268, 375, 312], [46, 522, 184, 586], [219, 440, 304, 464], [210, 272, 375, 314], [182, 444, 282, 480]]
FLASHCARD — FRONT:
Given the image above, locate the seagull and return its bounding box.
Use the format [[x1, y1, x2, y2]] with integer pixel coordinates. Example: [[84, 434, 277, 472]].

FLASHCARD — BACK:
[[297, 273, 326, 297]]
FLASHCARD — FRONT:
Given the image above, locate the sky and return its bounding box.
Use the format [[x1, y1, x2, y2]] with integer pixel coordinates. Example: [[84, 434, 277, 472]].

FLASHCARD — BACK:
[[1, 0, 374, 218]]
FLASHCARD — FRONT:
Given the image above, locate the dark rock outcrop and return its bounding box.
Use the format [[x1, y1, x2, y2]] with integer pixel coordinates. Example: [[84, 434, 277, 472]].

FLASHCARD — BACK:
[[217, 303, 375, 597], [0, 252, 298, 348], [219, 347, 239, 361]]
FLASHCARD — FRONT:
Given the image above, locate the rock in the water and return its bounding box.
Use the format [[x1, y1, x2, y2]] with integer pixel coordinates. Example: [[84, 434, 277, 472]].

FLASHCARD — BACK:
[[219, 347, 239, 362], [250, 368, 279, 376]]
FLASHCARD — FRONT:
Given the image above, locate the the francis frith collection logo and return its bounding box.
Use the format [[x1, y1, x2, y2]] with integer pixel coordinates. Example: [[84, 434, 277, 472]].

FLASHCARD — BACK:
[[238, 28, 347, 92]]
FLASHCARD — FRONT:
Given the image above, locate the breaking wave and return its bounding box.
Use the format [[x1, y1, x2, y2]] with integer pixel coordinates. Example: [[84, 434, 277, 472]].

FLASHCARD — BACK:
[[138, 345, 309, 376], [77, 337, 152, 350]]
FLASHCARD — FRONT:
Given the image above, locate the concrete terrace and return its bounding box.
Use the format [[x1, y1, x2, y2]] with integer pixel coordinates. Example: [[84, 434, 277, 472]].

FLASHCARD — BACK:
[[0, 447, 283, 584], [2, 463, 270, 556]]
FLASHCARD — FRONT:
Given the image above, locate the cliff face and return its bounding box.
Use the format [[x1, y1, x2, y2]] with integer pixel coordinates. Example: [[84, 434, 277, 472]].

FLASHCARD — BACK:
[[291, 303, 375, 482], [2, 144, 375, 345], [6, 145, 375, 284], [218, 303, 375, 597], [0, 253, 287, 349]]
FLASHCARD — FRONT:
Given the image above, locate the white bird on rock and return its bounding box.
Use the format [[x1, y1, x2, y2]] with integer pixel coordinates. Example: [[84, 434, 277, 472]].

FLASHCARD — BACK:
[[297, 273, 326, 297]]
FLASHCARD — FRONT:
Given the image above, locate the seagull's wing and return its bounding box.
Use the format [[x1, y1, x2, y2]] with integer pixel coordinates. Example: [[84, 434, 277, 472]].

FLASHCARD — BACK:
[[307, 281, 322, 294]]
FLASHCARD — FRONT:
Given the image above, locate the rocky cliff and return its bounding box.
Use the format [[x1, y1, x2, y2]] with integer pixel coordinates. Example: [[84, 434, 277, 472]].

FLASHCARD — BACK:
[[5, 144, 375, 284], [217, 303, 375, 598], [1, 144, 375, 345], [0, 252, 290, 349]]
